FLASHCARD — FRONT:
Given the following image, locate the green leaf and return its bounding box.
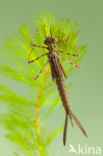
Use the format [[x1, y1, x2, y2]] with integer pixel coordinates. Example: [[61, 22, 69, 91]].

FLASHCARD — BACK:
[[46, 125, 63, 144]]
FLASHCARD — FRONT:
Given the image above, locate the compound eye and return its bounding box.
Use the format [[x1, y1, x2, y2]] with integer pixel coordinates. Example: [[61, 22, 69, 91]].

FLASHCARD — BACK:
[[44, 40, 48, 45], [53, 38, 56, 43], [44, 40, 46, 44]]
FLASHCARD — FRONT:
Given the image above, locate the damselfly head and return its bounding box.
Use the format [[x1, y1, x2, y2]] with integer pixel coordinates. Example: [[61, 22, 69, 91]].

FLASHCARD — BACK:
[[44, 37, 56, 45]]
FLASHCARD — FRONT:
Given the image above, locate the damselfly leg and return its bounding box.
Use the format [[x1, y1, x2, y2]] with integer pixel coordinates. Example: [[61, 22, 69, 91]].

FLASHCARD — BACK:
[[28, 30, 38, 62], [34, 61, 49, 80], [57, 50, 79, 57], [61, 58, 80, 69], [28, 44, 47, 63], [28, 30, 48, 64], [57, 30, 80, 56], [57, 30, 71, 47], [31, 44, 47, 49], [28, 53, 48, 64]]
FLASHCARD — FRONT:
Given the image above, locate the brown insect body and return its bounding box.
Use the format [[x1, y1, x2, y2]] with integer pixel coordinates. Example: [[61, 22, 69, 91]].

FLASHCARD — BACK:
[[28, 29, 88, 145], [48, 50, 72, 145], [45, 36, 87, 145]]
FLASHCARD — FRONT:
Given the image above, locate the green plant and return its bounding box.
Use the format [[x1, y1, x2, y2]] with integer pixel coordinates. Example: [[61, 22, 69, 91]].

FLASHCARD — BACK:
[[0, 12, 87, 156]]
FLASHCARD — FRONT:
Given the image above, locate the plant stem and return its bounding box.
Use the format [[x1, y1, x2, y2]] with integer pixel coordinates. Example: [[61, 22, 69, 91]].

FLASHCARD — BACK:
[[35, 69, 50, 156]]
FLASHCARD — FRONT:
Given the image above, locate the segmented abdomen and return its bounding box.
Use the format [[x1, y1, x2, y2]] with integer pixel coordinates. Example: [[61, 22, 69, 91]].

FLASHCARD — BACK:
[[49, 53, 87, 144], [49, 54, 71, 114], [56, 75, 71, 114]]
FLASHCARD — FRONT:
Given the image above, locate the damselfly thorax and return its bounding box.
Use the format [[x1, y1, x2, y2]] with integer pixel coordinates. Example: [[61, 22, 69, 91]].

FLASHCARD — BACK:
[[28, 26, 87, 145]]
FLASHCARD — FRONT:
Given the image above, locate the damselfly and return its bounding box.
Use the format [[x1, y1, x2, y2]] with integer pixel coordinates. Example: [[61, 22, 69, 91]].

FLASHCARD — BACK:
[[28, 26, 87, 145]]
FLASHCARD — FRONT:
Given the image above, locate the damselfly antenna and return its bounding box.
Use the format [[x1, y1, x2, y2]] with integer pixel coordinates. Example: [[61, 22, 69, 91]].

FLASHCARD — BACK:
[[50, 25, 53, 37], [42, 25, 47, 39]]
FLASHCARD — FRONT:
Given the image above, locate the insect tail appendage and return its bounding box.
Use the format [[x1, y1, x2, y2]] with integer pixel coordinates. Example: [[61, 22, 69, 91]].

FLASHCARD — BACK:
[[68, 111, 74, 128], [63, 110, 88, 146], [71, 112, 88, 138], [63, 112, 68, 146]]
